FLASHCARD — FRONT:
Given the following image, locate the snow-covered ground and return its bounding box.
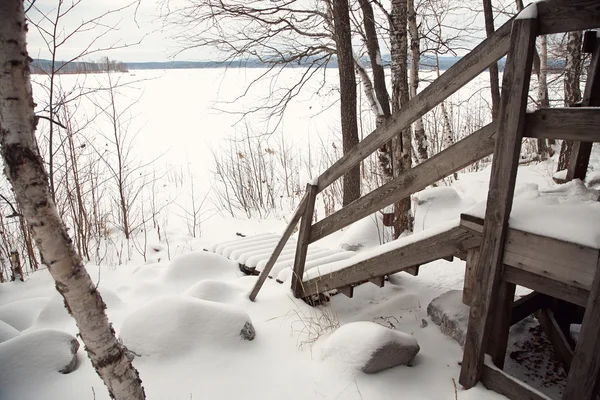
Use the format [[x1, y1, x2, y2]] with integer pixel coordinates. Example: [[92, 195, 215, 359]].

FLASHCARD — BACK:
[[1, 68, 599, 399], [1, 145, 598, 399]]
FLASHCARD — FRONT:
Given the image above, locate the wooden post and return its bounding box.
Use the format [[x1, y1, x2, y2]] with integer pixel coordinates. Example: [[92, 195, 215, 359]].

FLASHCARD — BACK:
[[562, 255, 600, 400], [459, 17, 537, 389], [291, 184, 318, 298], [487, 281, 516, 369], [566, 36, 600, 181], [463, 248, 480, 306], [249, 194, 308, 301]]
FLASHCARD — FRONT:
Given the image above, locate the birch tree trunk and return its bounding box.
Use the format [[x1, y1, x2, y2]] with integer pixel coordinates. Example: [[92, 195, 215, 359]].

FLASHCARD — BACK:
[[558, 31, 583, 172], [482, 0, 500, 119], [0, 2, 145, 399], [390, 0, 413, 237], [536, 35, 551, 159], [357, 0, 393, 180], [407, 0, 428, 163], [332, 0, 360, 206]]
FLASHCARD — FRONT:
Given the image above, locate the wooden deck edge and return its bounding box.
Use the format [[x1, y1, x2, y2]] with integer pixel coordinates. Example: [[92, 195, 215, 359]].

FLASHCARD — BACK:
[[481, 359, 553, 400], [300, 226, 480, 298]]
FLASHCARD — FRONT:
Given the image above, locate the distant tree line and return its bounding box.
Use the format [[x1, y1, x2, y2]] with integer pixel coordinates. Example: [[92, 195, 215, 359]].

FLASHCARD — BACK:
[[31, 57, 128, 74]]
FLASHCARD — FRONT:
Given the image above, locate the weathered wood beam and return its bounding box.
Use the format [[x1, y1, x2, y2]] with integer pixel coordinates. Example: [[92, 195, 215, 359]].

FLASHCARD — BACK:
[[524, 108, 600, 142], [460, 18, 537, 389], [311, 123, 496, 243], [300, 226, 480, 298], [566, 39, 600, 181], [314, 21, 512, 193], [249, 194, 308, 301], [481, 360, 552, 400], [504, 266, 589, 308], [291, 184, 317, 298], [368, 276, 385, 287], [463, 248, 480, 306], [563, 254, 600, 400], [488, 281, 516, 369], [337, 285, 354, 298], [535, 308, 574, 372], [511, 292, 549, 325], [537, 0, 600, 35]]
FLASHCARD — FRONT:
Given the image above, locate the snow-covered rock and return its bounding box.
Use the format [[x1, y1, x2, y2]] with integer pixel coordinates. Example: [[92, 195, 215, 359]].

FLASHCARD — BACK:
[[184, 280, 245, 304], [0, 328, 79, 388], [0, 297, 49, 331], [338, 215, 389, 251], [120, 296, 255, 358], [427, 290, 469, 346], [36, 288, 122, 327], [0, 320, 19, 343], [164, 251, 238, 290], [321, 321, 420, 373]]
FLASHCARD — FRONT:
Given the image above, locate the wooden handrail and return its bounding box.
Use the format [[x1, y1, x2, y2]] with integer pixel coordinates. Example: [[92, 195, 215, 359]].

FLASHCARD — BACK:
[[310, 123, 497, 243], [248, 193, 308, 301], [537, 0, 600, 35], [314, 19, 512, 193]]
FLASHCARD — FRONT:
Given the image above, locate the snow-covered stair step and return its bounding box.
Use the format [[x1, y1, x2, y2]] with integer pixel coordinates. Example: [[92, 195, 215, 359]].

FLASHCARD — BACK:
[[208, 233, 274, 253], [220, 236, 281, 258], [234, 242, 297, 264]]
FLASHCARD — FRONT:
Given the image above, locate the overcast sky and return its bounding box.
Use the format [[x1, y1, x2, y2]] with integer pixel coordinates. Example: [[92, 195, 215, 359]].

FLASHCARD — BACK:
[[24, 0, 508, 64], [26, 0, 214, 62]]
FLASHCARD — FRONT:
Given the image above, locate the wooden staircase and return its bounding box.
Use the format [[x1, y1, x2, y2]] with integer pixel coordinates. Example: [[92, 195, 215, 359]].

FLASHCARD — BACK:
[[235, 1, 600, 399]]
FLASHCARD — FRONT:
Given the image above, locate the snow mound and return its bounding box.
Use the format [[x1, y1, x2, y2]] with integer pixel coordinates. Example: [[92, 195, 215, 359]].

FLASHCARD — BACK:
[[466, 179, 600, 248], [414, 187, 475, 231], [0, 297, 49, 331], [36, 288, 122, 327], [0, 320, 19, 343], [320, 321, 420, 373], [184, 280, 245, 304], [164, 251, 238, 290], [277, 267, 293, 283], [0, 329, 79, 388], [120, 296, 255, 357], [338, 215, 388, 251]]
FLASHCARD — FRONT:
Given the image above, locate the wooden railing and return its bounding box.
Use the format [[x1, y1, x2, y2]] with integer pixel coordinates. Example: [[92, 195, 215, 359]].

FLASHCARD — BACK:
[[248, 0, 600, 302]]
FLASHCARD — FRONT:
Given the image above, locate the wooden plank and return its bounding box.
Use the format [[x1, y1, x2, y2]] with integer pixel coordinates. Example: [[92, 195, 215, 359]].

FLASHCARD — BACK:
[[291, 184, 318, 298], [504, 266, 589, 307], [314, 21, 512, 193], [502, 230, 597, 292], [511, 292, 549, 325], [537, 0, 600, 35], [463, 248, 480, 306], [566, 40, 600, 181], [460, 18, 538, 389], [300, 226, 480, 298], [460, 215, 599, 292], [481, 360, 553, 400], [535, 308, 574, 372], [563, 254, 600, 400], [249, 194, 308, 301], [311, 123, 496, 243], [488, 281, 516, 369], [403, 265, 419, 276], [338, 285, 354, 298], [524, 108, 600, 142], [368, 276, 385, 287]]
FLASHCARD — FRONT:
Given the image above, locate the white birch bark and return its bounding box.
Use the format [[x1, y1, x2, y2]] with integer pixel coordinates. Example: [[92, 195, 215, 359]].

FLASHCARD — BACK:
[[0, 1, 145, 399]]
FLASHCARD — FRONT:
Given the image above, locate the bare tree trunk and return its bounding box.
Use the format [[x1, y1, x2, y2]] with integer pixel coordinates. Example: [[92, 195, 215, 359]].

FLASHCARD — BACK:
[[332, 0, 360, 206], [482, 0, 500, 119], [0, 2, 146, 399], [407, 0, 428, 163], [390, 0, 413, 237], [558, 31, 583, 172], [536, 35, 551, 159], [357, 0, 393, 181]]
